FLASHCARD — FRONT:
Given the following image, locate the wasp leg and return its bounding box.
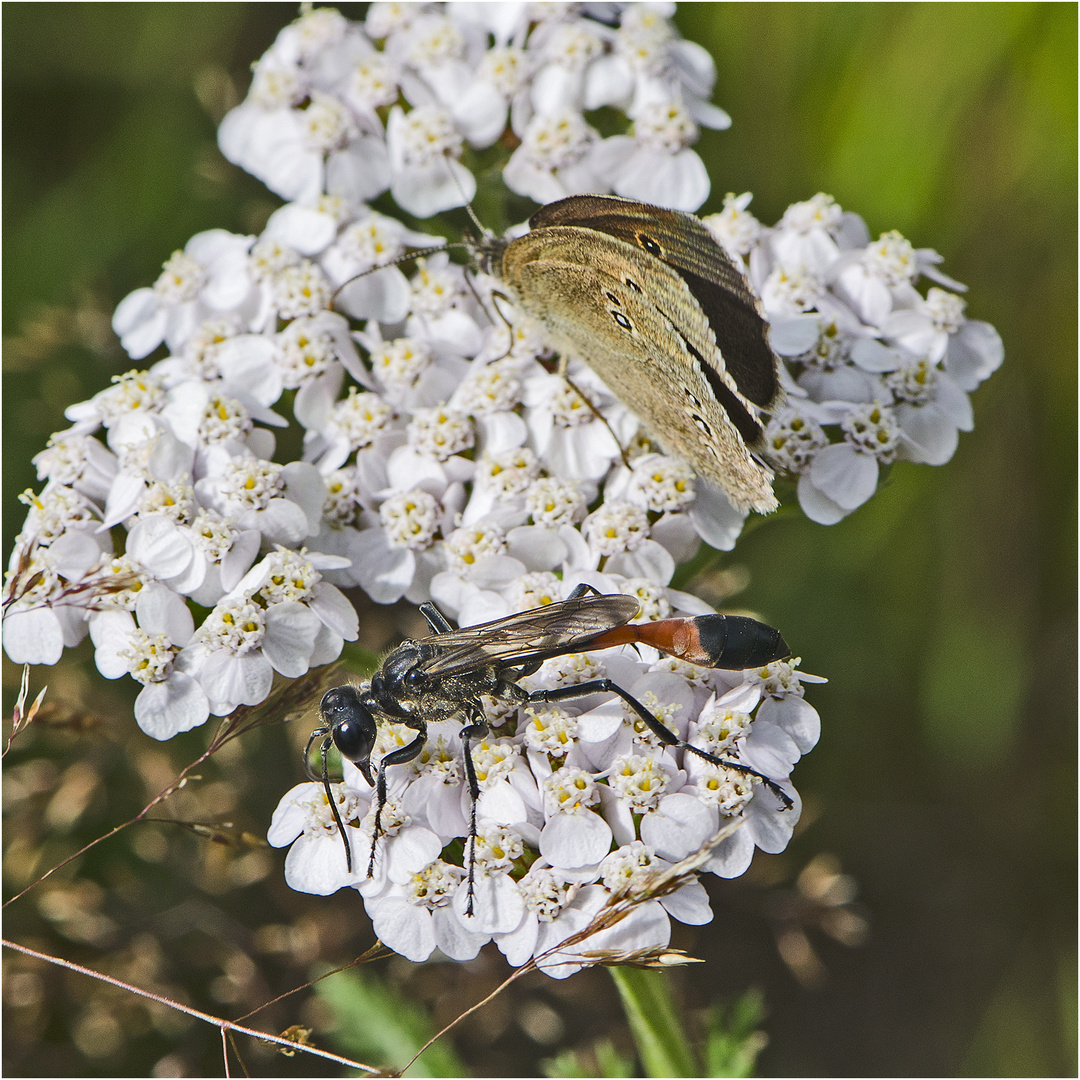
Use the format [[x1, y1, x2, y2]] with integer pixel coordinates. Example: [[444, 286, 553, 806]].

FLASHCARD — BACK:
[[318, 734, 355, 873], [527, 679, 794, 811], [564, 581, 604, 600], [419, 602, 454, 634], [458, 712, 491, 917], [368, 733, 427, 877]]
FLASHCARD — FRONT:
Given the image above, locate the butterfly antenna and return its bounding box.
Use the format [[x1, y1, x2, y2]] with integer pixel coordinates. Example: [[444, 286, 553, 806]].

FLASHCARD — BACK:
[[439, 151, 493, 239], [463, 199, 491, 239], [330, 242, 469, 307]]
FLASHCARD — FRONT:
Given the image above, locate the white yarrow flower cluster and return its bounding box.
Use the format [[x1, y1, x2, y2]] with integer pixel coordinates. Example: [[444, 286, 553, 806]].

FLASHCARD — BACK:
[[4, 3, 1002, 971], [703, 191, 1004, 524]]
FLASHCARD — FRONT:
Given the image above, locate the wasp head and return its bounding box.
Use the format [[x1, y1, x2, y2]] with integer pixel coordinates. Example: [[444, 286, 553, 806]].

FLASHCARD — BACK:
[[320, 685, 377, 785]]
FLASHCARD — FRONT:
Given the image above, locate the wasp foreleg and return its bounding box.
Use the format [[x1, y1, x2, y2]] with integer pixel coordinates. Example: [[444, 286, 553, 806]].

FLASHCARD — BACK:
[[315, 732, 357, 874], [304, 724, 330, 783], [368, 732, 427, 877]]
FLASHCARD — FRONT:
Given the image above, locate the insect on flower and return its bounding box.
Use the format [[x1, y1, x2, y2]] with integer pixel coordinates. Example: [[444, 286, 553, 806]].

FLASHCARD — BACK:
[[308, 583, 794, 915]]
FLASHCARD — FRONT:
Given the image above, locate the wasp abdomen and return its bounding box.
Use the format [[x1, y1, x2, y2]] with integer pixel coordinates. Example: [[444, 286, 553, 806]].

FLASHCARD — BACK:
[[693, 614, 789, 669]]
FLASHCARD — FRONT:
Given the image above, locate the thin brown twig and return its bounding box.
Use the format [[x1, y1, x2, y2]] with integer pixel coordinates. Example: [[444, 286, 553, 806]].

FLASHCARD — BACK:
[[234, 943, 392, 1023], [3, 667, 332, 909], [2, 735, 221, 909], [4, 664, 46, 757], [228, 1029, 253, 1078], [402, 960, 538, 1075], [2, 938, 380, 1074]]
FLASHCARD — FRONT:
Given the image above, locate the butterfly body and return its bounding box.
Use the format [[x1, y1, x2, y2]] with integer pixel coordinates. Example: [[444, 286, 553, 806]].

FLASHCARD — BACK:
[[475, 195, 782, 514]]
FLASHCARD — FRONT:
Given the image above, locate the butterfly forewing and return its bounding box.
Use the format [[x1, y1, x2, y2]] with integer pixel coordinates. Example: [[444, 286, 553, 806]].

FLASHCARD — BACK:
[[527, 195, 782, 411], [415, 593, 640, 678]]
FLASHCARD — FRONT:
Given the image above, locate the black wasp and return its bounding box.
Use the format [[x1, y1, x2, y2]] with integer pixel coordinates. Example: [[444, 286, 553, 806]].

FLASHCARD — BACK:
[[308, 583, 793, 914]]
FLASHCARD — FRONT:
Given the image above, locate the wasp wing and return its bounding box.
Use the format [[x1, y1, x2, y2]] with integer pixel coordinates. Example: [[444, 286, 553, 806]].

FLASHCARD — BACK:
[[416, 593, 640, 678]]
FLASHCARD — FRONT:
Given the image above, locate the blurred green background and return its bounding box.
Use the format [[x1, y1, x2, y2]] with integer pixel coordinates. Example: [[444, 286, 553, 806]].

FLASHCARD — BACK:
[[3, 3, 1075, 1077]]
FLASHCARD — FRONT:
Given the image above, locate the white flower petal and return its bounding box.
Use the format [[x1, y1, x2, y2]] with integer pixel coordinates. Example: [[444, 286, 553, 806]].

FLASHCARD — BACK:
[[539, 809, 612, 869], [432, 904, 489, 960], [369, 897, 437, 963], [452, 872, 526, 934], [134, 672, 209, 740], [640, 793, 717, 862], [808, 443, 879, 510], [896, 403, 959, 466], [658, 878, 713, 925], [3, 607, 66, 665], [263, 601, 321, 677]]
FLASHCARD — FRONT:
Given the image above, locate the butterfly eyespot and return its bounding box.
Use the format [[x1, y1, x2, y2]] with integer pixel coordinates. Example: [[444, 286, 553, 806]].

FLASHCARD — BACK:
[[691, 414, 712, 435], [612, 311, 633, 331], [625, 277, 642, 292], [605, 292, 622, 306], [637, 234, 662, 257], [684, 389, 701, 406]]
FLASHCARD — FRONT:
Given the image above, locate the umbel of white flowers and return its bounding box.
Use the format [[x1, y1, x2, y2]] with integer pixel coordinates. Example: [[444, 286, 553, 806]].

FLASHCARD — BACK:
[[4, 3, 1000, 973]]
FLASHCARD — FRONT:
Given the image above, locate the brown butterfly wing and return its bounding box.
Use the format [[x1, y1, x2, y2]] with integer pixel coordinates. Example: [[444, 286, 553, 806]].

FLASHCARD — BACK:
[[529, 195, 781, 411], [502, 228, 778, 513]]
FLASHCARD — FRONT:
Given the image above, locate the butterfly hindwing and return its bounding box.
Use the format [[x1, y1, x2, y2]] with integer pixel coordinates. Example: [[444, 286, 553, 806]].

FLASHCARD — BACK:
[[501, 227, 777, 513]]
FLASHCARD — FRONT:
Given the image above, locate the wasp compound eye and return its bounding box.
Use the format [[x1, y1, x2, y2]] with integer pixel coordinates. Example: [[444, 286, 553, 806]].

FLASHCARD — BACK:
[[331, 707, 377, 765], [321, 686, 377, 764]]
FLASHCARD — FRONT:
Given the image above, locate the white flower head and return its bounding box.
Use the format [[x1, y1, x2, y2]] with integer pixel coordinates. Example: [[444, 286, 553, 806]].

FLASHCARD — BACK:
[[842, 401, 901, 462], [380, 489, 441, 549], [583, 500, 650, 556], [407, 407, 474, 460], [701, 192, 763, 260]]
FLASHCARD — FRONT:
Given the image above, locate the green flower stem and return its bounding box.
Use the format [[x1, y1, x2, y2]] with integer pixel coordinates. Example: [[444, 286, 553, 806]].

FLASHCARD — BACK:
[[609, 968, 698, 1078]]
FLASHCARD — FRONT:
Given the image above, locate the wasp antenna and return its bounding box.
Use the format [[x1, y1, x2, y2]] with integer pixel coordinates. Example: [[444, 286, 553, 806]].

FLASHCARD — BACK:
[[319, 735, 354, 874]]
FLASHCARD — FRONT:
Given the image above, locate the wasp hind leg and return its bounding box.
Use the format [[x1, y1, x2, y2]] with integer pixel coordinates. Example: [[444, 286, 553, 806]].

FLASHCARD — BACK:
[[527, 679, 794, 811]]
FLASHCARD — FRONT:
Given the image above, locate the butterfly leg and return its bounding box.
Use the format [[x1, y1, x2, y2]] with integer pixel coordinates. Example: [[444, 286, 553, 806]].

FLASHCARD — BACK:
[[464, 270, 516, 359], [458, 710, 491, 916], [527, 679, 794, 810], [367, 731, 427, 877], [558, 368, 633, 468]]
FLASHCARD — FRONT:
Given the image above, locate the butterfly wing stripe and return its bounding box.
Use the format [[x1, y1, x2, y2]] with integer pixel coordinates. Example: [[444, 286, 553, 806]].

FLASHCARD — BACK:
[[676, 331, 766, 446], [673, 266, 779, 407]]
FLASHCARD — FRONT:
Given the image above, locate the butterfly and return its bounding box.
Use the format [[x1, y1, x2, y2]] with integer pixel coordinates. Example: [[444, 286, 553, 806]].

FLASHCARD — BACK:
[[470, 194, 783, 514]]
